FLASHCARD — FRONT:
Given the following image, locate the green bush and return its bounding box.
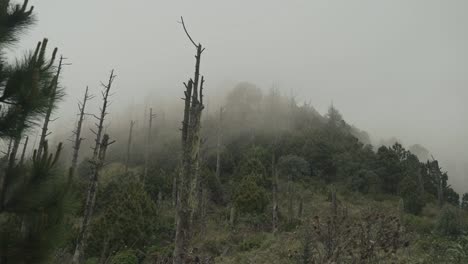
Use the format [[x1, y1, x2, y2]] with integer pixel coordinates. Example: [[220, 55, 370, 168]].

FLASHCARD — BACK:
[[239, 234, 264, 251], [403, 214, 434, 235], [233, 175, 268, 214], [110, 250, 138, 264], [436, 206, 462, 236], [85, 258, 99, 264]]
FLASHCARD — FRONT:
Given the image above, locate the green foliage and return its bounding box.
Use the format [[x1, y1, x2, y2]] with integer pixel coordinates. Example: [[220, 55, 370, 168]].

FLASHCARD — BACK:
[[348, 169, 377, 194], [462, 193, 468, 211], [110, 250, 138, 264], [0, 142, 74, 263], [402, 214, 434, 235], [239, 234, 264, 251], [416, 235, 468, 264], [85, 257, 99, 264], [87, 180, 158, 259], [277, 154, 310, 181], [445, 187, 460, 207], [400, 175, 426, 215], [435, 206, 462, 236], [233, 175, 268, 215]]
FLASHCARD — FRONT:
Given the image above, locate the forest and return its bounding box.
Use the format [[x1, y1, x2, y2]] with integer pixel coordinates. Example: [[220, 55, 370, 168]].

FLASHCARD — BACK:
[[1, 1, 468, 264]]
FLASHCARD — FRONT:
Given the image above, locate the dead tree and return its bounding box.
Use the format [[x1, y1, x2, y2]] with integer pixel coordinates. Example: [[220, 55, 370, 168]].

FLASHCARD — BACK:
[[330, 185, 338, 216], [172, 170, 178, 207], [19, 136, 28, 165], [272, 154, 279, 235], [297, 196, 304, 219], [144, 108, 156, 181], [287, 173, 294, 223], [69, 87, 93, 181], [215, 107, 224, 181], [431, 157, 444, 209], [37, 56, 65, 157], [174, 17, 206, 264], [125, 120, 136, 174], [72, 70, 116, 264], [5, 139, 12, 158]]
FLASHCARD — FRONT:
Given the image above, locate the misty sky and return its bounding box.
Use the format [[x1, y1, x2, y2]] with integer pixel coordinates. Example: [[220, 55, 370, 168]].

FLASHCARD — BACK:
[[13, 0, 468, 192]]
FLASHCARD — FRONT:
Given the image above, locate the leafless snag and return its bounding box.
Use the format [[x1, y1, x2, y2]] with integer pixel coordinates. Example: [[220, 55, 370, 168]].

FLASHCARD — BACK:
[[144, 108, 156, 181], [69, 86, 94, 182], [19, 136, 28, 165], [37, 55, 66, 157], [125, 120, 136, 174], [72, 70, 116, 264], [272, 154, 279, 235], [215, 107, 224, 182], [174, 17, 206, 264]]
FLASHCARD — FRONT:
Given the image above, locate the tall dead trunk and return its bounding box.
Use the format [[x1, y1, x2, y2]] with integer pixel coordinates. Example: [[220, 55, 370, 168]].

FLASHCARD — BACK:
[[69, 87, 92, 181], [98, 233, 111, 264], [229, 205, 236, 227], [331, 185, 337, 216], [287, 174, 294, 223], [125, 120, 136, 174], [172, 173, 178, 207], [19, 136, 28, 165], [72, 70, 116, 264], [5, 138, 12, 158], [200, 188, 208, 237], [215, 107, 224, 181], [174, 17, 206, 264], [144, 108, 156, 181], [272, 154, 279, 235], [37, 56, 64, 157]]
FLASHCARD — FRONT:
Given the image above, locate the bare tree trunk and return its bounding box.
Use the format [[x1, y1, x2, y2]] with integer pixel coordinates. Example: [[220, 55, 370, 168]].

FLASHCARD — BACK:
[[174, 17, 206, 264], [144, 108, 156, 181], [72, 134, 112, 264], [5, 138, 12, 158], [69, 87, 92, 181], [200, 188, 208, 237], [229, 205, 236, 227], [215, 107, 224, 181], [98, 234, 110, 264], [37, 56, 64, 157], [125, 120, 136, 174], [72, 70, 116, 264], [19, 136, 28, 165], [287, 174, 294, 223], [272, 154, 279, 235], [172, 174, 178, 207], [297, 196, 303, 220], [331, 185, 337, 216]]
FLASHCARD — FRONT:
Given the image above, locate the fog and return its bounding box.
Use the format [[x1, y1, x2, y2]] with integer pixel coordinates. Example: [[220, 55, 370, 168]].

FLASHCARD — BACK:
[[13, 0, 468, 193]]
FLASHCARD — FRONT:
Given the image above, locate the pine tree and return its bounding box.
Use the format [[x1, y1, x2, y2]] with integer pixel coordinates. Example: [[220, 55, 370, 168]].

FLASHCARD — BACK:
[[0, 2, 68, 262]]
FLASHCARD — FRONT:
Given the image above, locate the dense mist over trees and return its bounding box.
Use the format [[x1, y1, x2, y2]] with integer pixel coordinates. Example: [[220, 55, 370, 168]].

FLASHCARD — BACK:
[[1, 1, 468, 264]]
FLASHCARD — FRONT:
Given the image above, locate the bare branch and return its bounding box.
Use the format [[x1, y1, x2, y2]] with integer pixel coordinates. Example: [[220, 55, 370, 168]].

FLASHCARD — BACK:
[[180, 16, 199, 49]]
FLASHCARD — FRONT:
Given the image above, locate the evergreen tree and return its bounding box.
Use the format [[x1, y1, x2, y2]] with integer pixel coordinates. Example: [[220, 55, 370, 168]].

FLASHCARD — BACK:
[[461, 193, 468, 210], [0, 1, 67, 263]]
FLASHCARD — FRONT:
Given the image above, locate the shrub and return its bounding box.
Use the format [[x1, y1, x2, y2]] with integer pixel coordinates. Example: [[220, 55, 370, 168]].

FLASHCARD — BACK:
[[239, 234, 264, 251], [436, 206, 462, 236], [85, 258, 99, 264], [110, 250, 138, 264], [233, 175, 268, 214]]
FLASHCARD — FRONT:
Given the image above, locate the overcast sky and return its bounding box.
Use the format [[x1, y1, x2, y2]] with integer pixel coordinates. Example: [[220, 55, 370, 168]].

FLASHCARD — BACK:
[[14, 0, 468, 192]]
